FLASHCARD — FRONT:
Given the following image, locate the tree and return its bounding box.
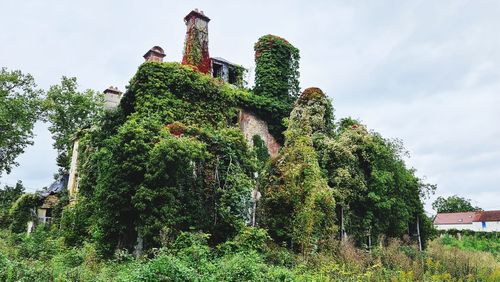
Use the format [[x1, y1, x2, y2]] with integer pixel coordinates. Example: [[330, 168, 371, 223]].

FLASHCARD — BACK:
[[0, 67, 44, 176], [0, 181, 25, 227], [314, 117, 436, 246], [432, 195, 481, 213], [44, 76, 103, 172]]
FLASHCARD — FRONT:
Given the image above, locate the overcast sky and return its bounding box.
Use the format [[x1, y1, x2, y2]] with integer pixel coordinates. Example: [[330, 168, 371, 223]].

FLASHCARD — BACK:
[[1, 0, 499, 213]]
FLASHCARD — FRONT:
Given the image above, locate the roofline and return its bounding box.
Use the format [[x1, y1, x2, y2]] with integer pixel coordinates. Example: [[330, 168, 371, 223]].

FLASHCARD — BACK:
[[184, 10, 210, 22]]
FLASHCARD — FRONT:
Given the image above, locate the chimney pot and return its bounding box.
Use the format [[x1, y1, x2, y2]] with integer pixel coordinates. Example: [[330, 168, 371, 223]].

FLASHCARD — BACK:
[[143, 46, 166, 62]]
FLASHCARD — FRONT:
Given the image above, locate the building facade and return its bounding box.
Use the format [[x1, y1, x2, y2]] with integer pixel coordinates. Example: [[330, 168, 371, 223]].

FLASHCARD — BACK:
[[434, 210, 500, 232]]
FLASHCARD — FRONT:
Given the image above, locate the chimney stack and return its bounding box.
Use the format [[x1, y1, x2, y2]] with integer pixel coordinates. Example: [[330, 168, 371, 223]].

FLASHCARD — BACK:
[[182, 9, 211, 74], [103, 86, 122, 110], [143, 46, 166, 62]]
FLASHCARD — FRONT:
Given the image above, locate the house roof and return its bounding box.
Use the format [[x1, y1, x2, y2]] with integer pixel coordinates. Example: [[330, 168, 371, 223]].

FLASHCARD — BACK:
[[211, 57, 237, 66], [433, 212, 478, 225], [40, 175, 68, 197], [476, 210, 500, 222]]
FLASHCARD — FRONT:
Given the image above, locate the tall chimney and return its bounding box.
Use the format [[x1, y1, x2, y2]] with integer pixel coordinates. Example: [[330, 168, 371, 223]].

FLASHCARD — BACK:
[[181, 9, 211, 74]]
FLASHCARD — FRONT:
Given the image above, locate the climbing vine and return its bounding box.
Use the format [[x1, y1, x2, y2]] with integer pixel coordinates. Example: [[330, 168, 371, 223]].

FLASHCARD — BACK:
[[182, 13, 211, 74], [261, 88, 336, 254], [254, 35, 300, 102], [70, 62, 257, 256]]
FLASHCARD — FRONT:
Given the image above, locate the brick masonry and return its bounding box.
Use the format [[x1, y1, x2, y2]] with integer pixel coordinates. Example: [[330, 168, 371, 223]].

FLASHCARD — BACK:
[[239, 109, 280, 158]]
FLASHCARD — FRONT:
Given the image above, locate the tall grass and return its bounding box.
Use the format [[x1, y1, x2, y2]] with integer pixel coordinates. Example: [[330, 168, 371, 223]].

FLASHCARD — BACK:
[[1, 227, 499, 281]]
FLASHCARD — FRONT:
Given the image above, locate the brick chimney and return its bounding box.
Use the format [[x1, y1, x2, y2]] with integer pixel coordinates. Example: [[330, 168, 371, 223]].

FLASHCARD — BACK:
[[143, 46, 166, 62], [182, 9, 211, 74], [103, 86, 122, 110]]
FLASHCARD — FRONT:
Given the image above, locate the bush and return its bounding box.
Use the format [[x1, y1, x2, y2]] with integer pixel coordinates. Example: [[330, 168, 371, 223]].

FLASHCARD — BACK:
[[217, 227, 271, 255], [125, 253, 198, 282], [212, 251, 268, 281], [8, 193, 41, 233]]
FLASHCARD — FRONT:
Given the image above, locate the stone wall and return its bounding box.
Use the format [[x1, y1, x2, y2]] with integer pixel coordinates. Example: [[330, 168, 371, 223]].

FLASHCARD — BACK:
[[238, 109, 280, 158]]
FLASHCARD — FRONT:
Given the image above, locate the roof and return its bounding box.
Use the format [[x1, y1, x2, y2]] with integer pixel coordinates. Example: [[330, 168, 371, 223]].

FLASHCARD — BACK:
[[433, 212, 478, 225], [40, 175, 68, 198], [104, 86, 122, 95], [184, 10, 210, 22], [211, 57, 237, 66], [476, 210, 500, 222], [143, 46, 166, 59]]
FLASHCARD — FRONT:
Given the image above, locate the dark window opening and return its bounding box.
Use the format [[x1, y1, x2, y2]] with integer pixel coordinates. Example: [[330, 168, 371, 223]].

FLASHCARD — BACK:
[[213, 63, 223, 78], [228, 68, 237, 84], [231, 112, 239, 125], [45, 208, 52, 218]]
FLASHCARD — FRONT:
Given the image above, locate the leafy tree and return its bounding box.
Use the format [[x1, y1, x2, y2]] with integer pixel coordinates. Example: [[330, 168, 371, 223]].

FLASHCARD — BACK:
[[0, 68, 44, 176], [432, 195, 481, 213], [44, 76, 103, 172], [0, 181, 25, 227]]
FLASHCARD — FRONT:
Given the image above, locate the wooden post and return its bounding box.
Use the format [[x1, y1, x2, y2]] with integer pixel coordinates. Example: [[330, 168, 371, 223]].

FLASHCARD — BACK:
[[416, 216, 422, 251], [252, 193, 257, 227], [368, 227, 372, 251], [341, 206, 345, 241]]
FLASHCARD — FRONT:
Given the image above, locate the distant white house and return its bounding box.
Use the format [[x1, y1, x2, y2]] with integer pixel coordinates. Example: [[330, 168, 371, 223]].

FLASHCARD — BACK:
[[434, 210, 500, 232]]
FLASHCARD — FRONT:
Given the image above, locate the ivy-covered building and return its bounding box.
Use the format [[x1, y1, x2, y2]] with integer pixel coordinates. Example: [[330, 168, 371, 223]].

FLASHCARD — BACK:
[[66, 8, 283, 204]]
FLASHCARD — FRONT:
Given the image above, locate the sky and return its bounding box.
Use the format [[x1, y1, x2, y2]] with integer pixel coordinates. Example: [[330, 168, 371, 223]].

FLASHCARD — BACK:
[[1, 0, 499, 213]]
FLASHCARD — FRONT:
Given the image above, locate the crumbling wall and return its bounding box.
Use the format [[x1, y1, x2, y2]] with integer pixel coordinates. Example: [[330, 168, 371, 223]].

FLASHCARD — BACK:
[[239, 109, 279, 158]]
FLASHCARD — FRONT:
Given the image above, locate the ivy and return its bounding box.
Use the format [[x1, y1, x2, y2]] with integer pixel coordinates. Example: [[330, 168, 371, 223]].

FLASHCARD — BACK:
[[254, 35, 300, 103], [261, 88, 336, 255], [9, 193, 41, 233], [70, 62, 258, 256]]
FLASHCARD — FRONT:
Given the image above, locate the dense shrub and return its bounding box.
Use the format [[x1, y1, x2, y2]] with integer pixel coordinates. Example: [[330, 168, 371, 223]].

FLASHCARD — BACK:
[[8, 193, 41, 233]]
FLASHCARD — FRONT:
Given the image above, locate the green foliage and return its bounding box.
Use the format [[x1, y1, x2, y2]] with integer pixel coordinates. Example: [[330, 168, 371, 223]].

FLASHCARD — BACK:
[[0, 181, 25, 227], [228, 64, 247, 88], [126, 253, 197, 282], [432, 195, 481, 213], [315, 116, 436, 246], [218, 227, 271, 255], [238, 92, 293, 144], [44, 76, 104, 171], [0, 67, 44, 176], [69, 63, 258, 256], [121, 62, 239, 128], [59, 197, 93, 246], [1, 226, 499, 281], [252, 134, 270, 168], [13, 226, 58, 260], [249, 35, 300, 143], [133, 130, 208, 247], [9, 193, 41, 233], [254, 34, 300, 102], [262, 88, 336, 255], [440, 233, 499, 258]]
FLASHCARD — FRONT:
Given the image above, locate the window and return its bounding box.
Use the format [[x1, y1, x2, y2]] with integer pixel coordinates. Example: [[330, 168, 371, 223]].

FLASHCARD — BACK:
[[213, 63, 223, 78], [228, 68, 237, 84]]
